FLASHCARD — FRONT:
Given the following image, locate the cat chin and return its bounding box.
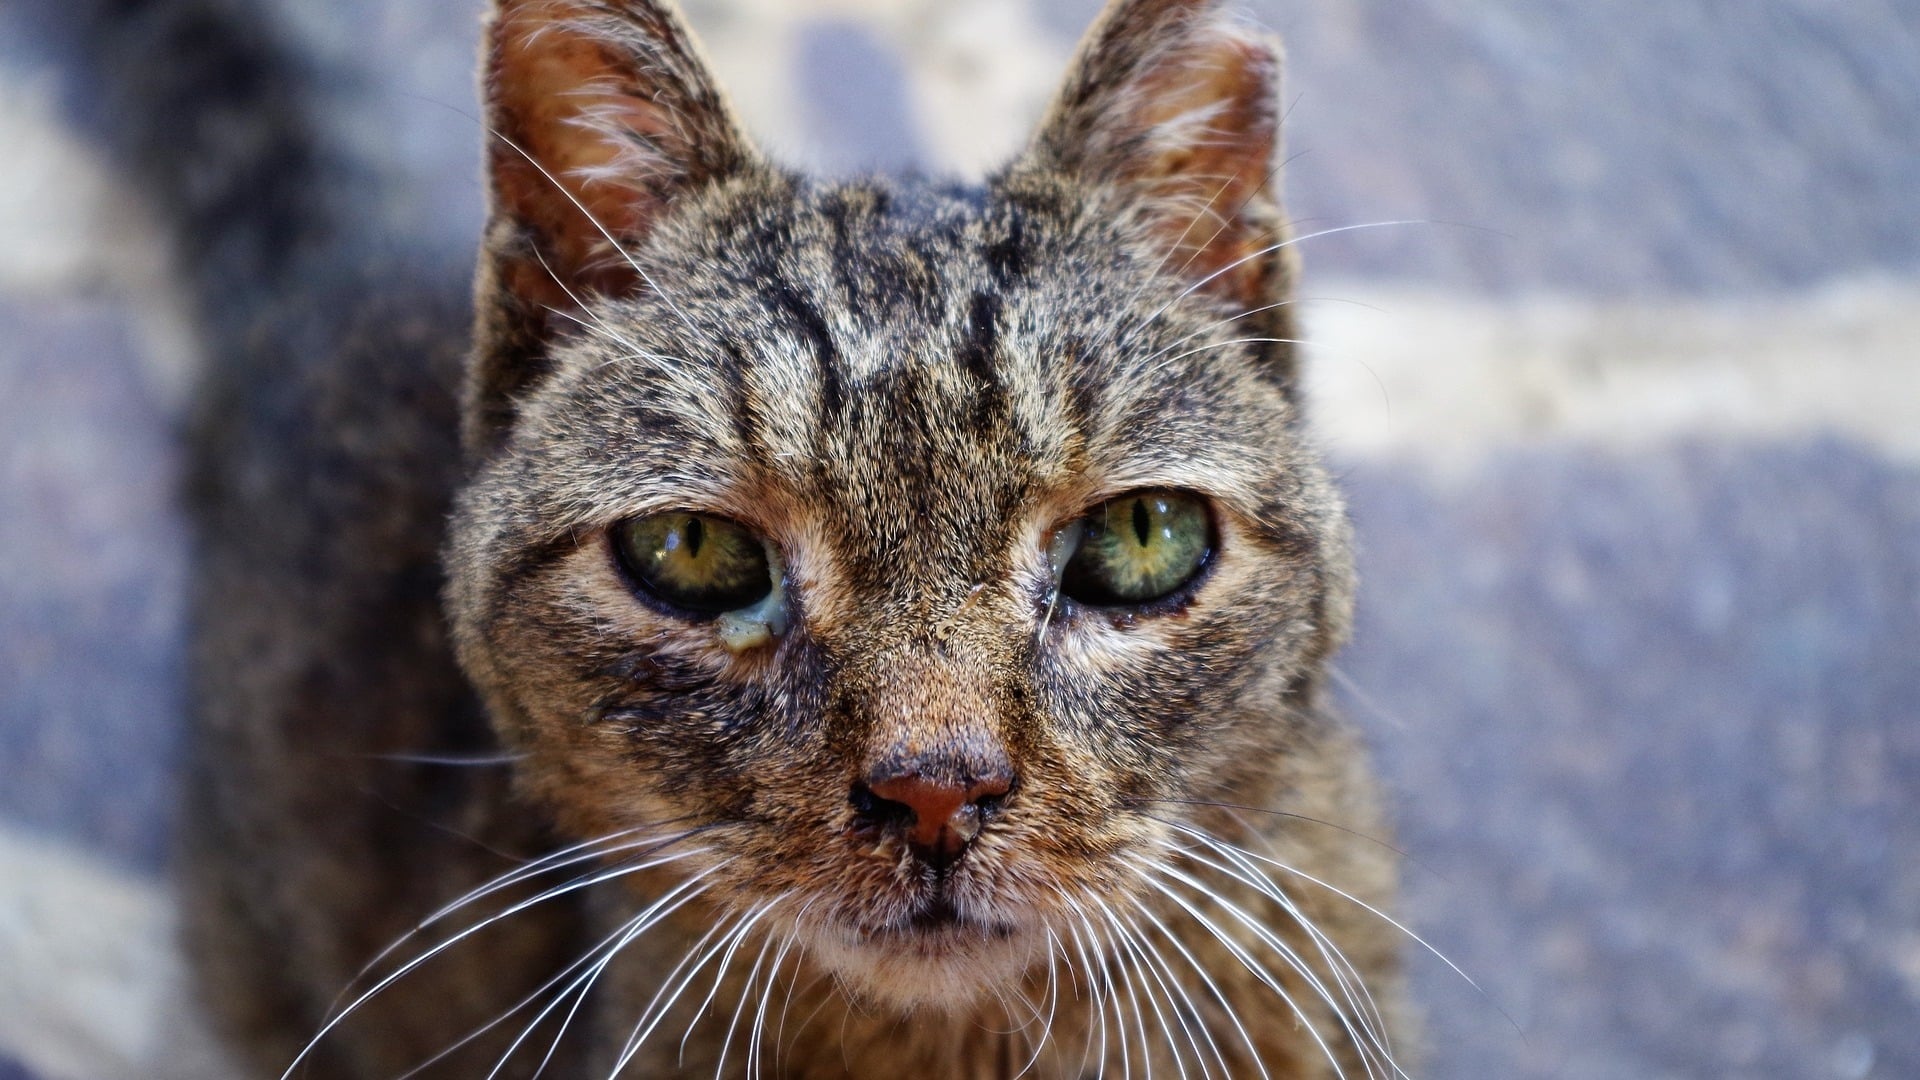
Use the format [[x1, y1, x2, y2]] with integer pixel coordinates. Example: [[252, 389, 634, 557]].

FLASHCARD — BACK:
[[806, 922, 1042, 1011]]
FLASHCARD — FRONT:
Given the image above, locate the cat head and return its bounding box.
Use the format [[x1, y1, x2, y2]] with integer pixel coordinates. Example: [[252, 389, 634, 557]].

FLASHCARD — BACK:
[[447, 0, 1353, 1007]]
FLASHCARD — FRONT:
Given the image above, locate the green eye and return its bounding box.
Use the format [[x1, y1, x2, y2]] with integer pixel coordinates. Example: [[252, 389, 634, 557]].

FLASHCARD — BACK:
[[614, 513, 774, 615], [1057, 492, 1212, 607]]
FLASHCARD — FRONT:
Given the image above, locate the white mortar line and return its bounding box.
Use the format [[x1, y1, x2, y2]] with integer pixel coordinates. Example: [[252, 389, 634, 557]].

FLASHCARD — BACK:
[[1302, 277, 1920, 470], [0, 825, 233, 1080]]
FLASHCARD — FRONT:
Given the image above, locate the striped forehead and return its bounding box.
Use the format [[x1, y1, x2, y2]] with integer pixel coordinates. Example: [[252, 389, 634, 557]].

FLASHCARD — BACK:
[[551, 178, 1284, 526]]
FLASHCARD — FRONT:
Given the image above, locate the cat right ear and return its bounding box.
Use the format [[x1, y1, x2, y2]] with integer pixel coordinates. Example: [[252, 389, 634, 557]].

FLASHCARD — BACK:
[[470, 0, 756, 455], [1016, 0, 1299, 375]]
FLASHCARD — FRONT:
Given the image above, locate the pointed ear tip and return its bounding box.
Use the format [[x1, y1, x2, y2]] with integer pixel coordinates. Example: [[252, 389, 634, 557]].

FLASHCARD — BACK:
[[1195, 8, 1284, 67]]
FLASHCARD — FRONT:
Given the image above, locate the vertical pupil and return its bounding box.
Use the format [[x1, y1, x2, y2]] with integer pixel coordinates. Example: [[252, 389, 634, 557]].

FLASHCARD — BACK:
[[1131, 499, 1151, 547], [684, 517, 704, 557]]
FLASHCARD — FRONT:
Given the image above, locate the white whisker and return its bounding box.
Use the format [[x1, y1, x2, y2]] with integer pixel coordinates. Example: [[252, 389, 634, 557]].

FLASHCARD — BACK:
[[714, 915, 780, 1079], [485, 125, 704, 339], [1167, 838, 1396, 1068], [1133, 863, 1354, 1080], [1009, 925, 1065, 1080], [1059, 909, 1108, 1079], [610, 911, 744, 1076], [1107, 899, 1223, 1080], [608, 897, 781, 1077], [1117, 905, 1227, 1080], [1124, 893, 1273, 1080], [747, 914, 805, 1079], [481, 871, 720, 1080], [1143, 335, 1308, 379], [1166, 817, 1479, 996], [285, 841, 711, 1080], [1092, 896, 1176, 1080], [341, 824, 698, 1004], [1122, 220, 1428, 346], [1065, 895, 1133, 1080], [681, 897, 784, 1067]]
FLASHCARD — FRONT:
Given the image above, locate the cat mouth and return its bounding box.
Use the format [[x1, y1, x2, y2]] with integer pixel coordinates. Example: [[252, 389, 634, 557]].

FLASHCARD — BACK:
[[845, 896, 1018, 949], [806, 894, 1037, 1007], [893, 897, 1015, 938]]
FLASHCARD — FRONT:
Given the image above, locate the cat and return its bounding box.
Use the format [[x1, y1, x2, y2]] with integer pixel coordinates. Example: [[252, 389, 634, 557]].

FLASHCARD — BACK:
[[135, 0, 1411, 1075]]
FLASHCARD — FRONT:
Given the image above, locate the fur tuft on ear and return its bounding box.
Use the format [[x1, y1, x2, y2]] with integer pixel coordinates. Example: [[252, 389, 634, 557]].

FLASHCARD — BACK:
[[1020, 0, 1296, 360], [469, 0, 757, 455]]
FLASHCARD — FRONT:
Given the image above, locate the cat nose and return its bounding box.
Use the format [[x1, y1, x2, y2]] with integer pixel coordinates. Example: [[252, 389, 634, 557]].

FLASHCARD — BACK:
[[851, 769, 1013, 867]]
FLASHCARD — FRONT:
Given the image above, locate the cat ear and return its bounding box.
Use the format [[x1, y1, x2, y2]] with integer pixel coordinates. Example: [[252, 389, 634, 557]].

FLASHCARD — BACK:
[[470, 0, 756, 453], [1021, 0, 1292, 322]]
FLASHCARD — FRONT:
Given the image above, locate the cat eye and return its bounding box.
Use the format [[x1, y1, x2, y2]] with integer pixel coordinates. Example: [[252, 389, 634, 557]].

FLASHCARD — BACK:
[[1055, 492, 1213, 607], [613, 512, 774, 615]]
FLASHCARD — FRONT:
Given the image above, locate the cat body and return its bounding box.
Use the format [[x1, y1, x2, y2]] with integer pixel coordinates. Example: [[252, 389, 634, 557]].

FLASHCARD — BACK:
[[161, 0, 1407, 1075]]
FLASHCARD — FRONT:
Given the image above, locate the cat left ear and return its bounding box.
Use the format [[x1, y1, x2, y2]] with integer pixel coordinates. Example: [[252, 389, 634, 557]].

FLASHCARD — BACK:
[[1019, 0, 1294, 341], [470, 0, 757, 454]]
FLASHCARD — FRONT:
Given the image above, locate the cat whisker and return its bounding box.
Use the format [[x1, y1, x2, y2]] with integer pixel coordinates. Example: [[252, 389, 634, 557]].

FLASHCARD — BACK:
[[713, 913, 782, 1080], [341, 823, 708, 1005], [1146, 158, 1311, 329], [679, 901, 782, 1064], [1326, 662, 1416, 735], [1122, 220, 1430, 347], [1143, 847, 1417, 1080], [1163, 818, 1511, 1042], [1163, 816, 1474, 994], [976, 961, 1042, 1041], [443, 869, 721, 1080], [1107, 897, 1223, 1080], [362, 751, 528, 766], [287, 838, 712, 1080], [1137, 290, 1395, 370], [1159, 834, 1405, 1053], [1109, 173, 1245, 337], [611, 907, 747, 1074], [1075, 905, 1136, 1080], [770, 901, 824, 1077], [1120, 899, 1248, 1080], [777, 967, 838, 1079], [1164, 840, 1398, 1075], [1053, 903, 1107, 1080], [606, 895, 783, 1077], [1100, 143, 1307, 358], [1131, 858, 1365, 1080], [1123, 798, 1415, 864], [1142, 335, 1311, 379], [429, 824, 690, 920], [1060, 893, 1136, 1080], [746, 912, 806, 1080], [1129, 296, 1298, 359], [527, 243, 648, 357], [1007, 925, 1065, 1080], [483, 124, 703, 340], [1091, 894, 1185, 1080]]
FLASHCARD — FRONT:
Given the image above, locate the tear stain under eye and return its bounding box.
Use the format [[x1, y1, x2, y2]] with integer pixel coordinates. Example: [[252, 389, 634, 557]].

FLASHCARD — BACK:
[[716, 549, 789, 652], [1035, 522, 1086, 643], [1046, 521, 1085, 580]]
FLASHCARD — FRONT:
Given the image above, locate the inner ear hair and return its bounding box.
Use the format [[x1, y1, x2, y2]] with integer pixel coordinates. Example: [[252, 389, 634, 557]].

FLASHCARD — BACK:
[[467, 0, 758, 456], [1016, 0, 1297, 342]]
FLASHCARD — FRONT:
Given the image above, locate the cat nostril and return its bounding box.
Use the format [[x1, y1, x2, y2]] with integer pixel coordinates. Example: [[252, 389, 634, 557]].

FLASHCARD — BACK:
[[848, 781, 914, 829], [860, 772, 1012, 862]]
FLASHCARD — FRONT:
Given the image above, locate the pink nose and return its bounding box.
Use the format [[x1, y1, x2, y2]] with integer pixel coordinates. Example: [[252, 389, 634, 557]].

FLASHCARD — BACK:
[[855, 771, 1012, 863]]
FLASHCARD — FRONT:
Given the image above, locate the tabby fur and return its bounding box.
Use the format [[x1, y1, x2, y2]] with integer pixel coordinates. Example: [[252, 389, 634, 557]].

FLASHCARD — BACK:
[[172, 0, 1407, 1075]]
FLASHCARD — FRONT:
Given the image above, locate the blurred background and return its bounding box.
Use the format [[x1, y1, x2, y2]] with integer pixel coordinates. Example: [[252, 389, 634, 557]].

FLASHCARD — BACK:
[[1, 0, 1916, 1076]]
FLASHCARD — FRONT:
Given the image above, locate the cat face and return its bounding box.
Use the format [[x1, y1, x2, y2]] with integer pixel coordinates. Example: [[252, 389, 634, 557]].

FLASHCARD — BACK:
[[447, 0, 1353, 1009]]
